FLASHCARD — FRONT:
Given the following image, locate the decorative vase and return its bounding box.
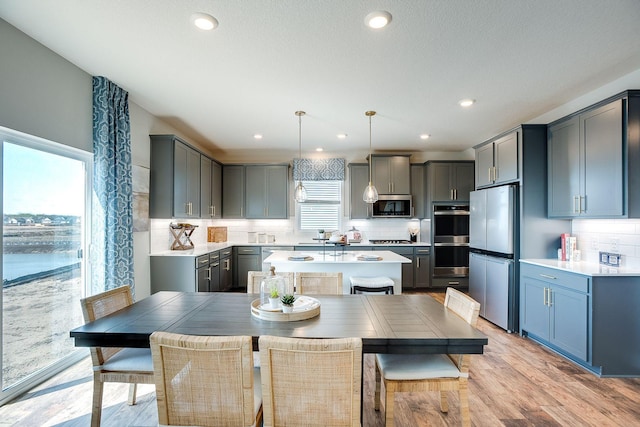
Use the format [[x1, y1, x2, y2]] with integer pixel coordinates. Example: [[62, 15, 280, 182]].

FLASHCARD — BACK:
[[282, 305, 294, 313]]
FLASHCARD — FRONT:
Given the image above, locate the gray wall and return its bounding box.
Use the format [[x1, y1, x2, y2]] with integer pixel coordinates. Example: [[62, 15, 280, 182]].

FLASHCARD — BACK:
[[0, 18, 92, 151]]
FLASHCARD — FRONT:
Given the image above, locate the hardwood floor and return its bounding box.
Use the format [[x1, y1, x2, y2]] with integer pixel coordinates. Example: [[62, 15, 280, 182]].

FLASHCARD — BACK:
[[1, 292, 639, 426]]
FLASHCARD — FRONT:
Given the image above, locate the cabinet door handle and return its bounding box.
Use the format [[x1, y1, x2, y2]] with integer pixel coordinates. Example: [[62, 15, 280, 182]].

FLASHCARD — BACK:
[[207, 267, 211, 281], [224, 259, 230, 270], [539, 274, 557, 280], [450, 189, 454, 200], [417, 258, 421, 268], [488, 168, 492, 183], [573, 196, 580, 214], [580, 195, 585, 213], [548, 289, 553, 307], [543, 287, 548, 306], [493, 166, 497, 182], [454, 189, 457, 200]]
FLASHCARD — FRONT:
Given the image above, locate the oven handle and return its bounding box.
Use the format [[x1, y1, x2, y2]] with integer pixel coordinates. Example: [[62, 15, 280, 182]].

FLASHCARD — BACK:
[[433, 211, 470, 216], [433, 243, 470, 247]]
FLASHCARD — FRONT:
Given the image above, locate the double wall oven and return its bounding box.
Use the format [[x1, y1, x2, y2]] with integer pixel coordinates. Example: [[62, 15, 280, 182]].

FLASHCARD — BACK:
[[432, 204, 470, 287]]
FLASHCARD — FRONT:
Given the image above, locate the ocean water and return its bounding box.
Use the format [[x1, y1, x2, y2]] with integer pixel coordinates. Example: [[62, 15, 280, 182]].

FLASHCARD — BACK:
[[2, 252, 80, 281]]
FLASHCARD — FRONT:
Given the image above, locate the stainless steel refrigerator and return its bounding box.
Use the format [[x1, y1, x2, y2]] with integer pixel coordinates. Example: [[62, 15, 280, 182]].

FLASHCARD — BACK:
[[469, 185, 516, 331]]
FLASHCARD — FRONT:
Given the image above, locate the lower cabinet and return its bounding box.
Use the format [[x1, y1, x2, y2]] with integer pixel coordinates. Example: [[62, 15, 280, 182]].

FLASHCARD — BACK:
[[414, 247, 431, 288], [520, 263, 588, 363], [469, 253, 513, 331], [151, 249, 230, 294], [219, 248, 232, 291], [234, 246, 262, 289]]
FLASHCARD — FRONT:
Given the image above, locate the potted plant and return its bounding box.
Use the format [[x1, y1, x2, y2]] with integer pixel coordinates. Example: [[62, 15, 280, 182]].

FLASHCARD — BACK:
[[317, 229, 325, 239], [280, 294, 296, 313], [269, 286, 280, 309]]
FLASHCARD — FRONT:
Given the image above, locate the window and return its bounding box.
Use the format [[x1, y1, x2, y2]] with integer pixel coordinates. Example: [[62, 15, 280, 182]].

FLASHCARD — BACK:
[[297, 181, 342, 231], [1, 126, 91, 405]]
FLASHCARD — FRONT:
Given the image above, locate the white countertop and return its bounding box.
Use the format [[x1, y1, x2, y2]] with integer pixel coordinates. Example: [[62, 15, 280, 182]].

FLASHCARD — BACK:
[[265, 250, 412, 264], [520, 259, 640, 277], [150, 241, 430, 257]]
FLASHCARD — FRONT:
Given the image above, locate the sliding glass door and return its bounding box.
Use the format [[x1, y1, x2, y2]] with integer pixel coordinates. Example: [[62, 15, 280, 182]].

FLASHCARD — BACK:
[[1, 127, 91, 405]]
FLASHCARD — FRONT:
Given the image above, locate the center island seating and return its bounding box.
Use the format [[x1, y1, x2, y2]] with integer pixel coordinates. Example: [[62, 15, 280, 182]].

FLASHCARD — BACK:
[[247, 270, 342, 295]]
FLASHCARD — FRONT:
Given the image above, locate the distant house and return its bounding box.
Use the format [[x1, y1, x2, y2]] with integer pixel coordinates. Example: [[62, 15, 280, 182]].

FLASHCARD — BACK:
[[42, 218, 52, 225]]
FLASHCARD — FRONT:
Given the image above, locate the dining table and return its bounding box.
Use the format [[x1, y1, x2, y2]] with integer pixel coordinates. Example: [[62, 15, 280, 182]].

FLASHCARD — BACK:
[[70, 292, 488, 355]]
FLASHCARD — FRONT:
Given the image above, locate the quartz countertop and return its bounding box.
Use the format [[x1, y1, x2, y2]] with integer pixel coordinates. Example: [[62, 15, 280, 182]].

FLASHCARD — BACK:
[[520, 259, 640, 277], [150, 241, 430, 257], [265, 250, 412, 264]]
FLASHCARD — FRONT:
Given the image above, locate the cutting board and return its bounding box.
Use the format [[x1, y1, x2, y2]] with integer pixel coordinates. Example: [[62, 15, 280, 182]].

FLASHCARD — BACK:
[[207, 226, 227, 242]]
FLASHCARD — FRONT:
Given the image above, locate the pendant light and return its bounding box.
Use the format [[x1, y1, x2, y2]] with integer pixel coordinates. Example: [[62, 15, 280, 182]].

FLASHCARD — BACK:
[[294, 111, 307, 203], [363, 110, 379, 203]]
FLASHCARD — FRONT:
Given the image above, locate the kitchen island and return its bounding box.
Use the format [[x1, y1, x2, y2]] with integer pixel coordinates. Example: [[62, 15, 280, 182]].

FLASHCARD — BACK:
[[264, 250, 411, 294]]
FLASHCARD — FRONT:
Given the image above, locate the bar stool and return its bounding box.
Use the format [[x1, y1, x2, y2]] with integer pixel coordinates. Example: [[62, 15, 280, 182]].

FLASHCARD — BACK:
[[349, 276, 395, 295]]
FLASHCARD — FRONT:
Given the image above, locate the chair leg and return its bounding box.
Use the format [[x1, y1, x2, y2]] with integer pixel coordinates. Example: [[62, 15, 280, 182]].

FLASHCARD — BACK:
[[459, 380, 471, 427], [384, 382, 396, 427], [127, 383, 138, 405], [439, 390, 449, 413], [91, 373, 104, 427], [374, 362, 381, 411]]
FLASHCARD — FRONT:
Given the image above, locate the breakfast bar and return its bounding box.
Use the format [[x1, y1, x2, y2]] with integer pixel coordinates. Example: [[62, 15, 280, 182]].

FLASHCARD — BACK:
[[264, 250, 411, 294]]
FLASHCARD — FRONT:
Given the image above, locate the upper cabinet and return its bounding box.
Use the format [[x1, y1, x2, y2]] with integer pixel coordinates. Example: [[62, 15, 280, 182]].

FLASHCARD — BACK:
[[245, 165, 289, 219], [150, 135, 201, 218], [426, 161, 475, 204], [222, 165, 245, 218], [548, 92, 640, 218], [410, 163, 425, 218], [475, 130, 519, 188], [371, 155, 411, 194], [349, 163, 370, 219], [200, 156, 222, 219]]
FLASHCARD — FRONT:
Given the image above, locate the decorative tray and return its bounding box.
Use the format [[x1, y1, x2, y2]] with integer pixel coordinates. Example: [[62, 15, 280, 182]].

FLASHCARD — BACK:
[[357, 255, 383, 261], [250, 296, 321, 322], [287, 255, 314, 261]]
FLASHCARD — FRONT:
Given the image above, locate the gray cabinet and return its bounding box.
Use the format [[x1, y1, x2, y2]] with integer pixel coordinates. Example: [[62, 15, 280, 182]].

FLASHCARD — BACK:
[[200, 156, 222, 219], [151, 250, 225, 294], [475, 130, 519, 188], [469, 253, 512, 331], [548, 99, 623, 218], [219, 247, 232, 291], [245, 165, 289, 219], [520, 263, 588, 362], [222, 165, 245, 218], [410, 164, 425, 218], [426, 161, 475, 204], [234, 246, 261, 289], [378, 246, 414, 290], [414, 247, 431, 288], [371, 155, 411, 194], [349, 163, 370, 219], [150, 135, 201, 218]]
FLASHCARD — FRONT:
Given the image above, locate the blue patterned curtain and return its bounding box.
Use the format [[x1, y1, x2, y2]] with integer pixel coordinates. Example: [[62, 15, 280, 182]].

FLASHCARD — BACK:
[[293, 158, 345, 180], [91, 76, 135, 296]]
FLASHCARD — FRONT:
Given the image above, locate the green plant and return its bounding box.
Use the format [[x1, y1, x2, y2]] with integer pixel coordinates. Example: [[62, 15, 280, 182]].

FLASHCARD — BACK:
[[269, 286, 279, 299], [280, 294, 296, 306]]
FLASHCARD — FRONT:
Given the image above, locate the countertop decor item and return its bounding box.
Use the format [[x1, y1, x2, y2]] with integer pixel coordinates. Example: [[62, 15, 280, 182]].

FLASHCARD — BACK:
[[207, 226, 227, 242], [169, 223, 197, 250]]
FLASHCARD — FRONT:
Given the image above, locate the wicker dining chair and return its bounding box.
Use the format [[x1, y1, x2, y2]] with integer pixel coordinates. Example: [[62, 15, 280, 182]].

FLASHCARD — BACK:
[[150, 332, 262, 427], [294, 271, 343, 294], [246, 270, 294, 294], [80, 285, 155, 427], [259, 335, 362, 427], [374, 287, 481, 427]]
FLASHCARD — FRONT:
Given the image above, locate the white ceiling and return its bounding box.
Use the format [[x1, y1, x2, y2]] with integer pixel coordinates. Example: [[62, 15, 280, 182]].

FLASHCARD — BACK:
[[2, 0, 640, 162]]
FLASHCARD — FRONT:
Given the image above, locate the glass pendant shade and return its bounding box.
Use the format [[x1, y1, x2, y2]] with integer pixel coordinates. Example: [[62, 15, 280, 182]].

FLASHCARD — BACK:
[[294, 181, 307, 203], [295, 111, 307, 203], [363, 110, 379, 203], [363, 181, 379, 203]]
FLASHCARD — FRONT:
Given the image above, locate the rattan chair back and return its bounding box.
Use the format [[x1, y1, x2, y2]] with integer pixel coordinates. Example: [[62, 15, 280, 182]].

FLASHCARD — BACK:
[[259, 335, 362, 427], [294, 272, 343, 294], [150, 332, 262, 427]]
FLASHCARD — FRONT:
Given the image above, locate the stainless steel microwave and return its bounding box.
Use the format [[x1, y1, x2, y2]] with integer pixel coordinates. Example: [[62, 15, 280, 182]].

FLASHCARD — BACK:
[[371, 195, 413, 217]]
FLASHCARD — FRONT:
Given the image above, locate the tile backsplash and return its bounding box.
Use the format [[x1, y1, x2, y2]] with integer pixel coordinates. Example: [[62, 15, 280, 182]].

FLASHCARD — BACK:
[[150, 217, 430, 253], [571, 219, 640, 268]]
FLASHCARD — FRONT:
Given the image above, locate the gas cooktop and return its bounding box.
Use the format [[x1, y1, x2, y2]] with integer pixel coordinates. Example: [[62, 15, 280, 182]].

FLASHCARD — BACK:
[[368, 239, 413, 244]]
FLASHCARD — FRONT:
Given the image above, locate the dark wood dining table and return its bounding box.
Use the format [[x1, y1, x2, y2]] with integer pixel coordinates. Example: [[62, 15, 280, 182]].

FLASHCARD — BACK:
[[70, 292, 488, 354]]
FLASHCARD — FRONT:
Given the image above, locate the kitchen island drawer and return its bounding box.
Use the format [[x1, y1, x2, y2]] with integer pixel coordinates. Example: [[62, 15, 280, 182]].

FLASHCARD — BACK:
[[196, 254, 210, 268], [520, 262, 589, 293]]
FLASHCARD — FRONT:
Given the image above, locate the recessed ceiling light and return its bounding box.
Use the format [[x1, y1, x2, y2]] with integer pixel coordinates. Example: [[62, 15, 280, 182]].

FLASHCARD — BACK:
[[191, 13, 218, 31], [420, 134, 431, 140], [365, 11, 392, 29], [459, 99, 476, 108], [253, 134, 263, 140], [316, 148, 324, 152], [337, 133, 347, 140]]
